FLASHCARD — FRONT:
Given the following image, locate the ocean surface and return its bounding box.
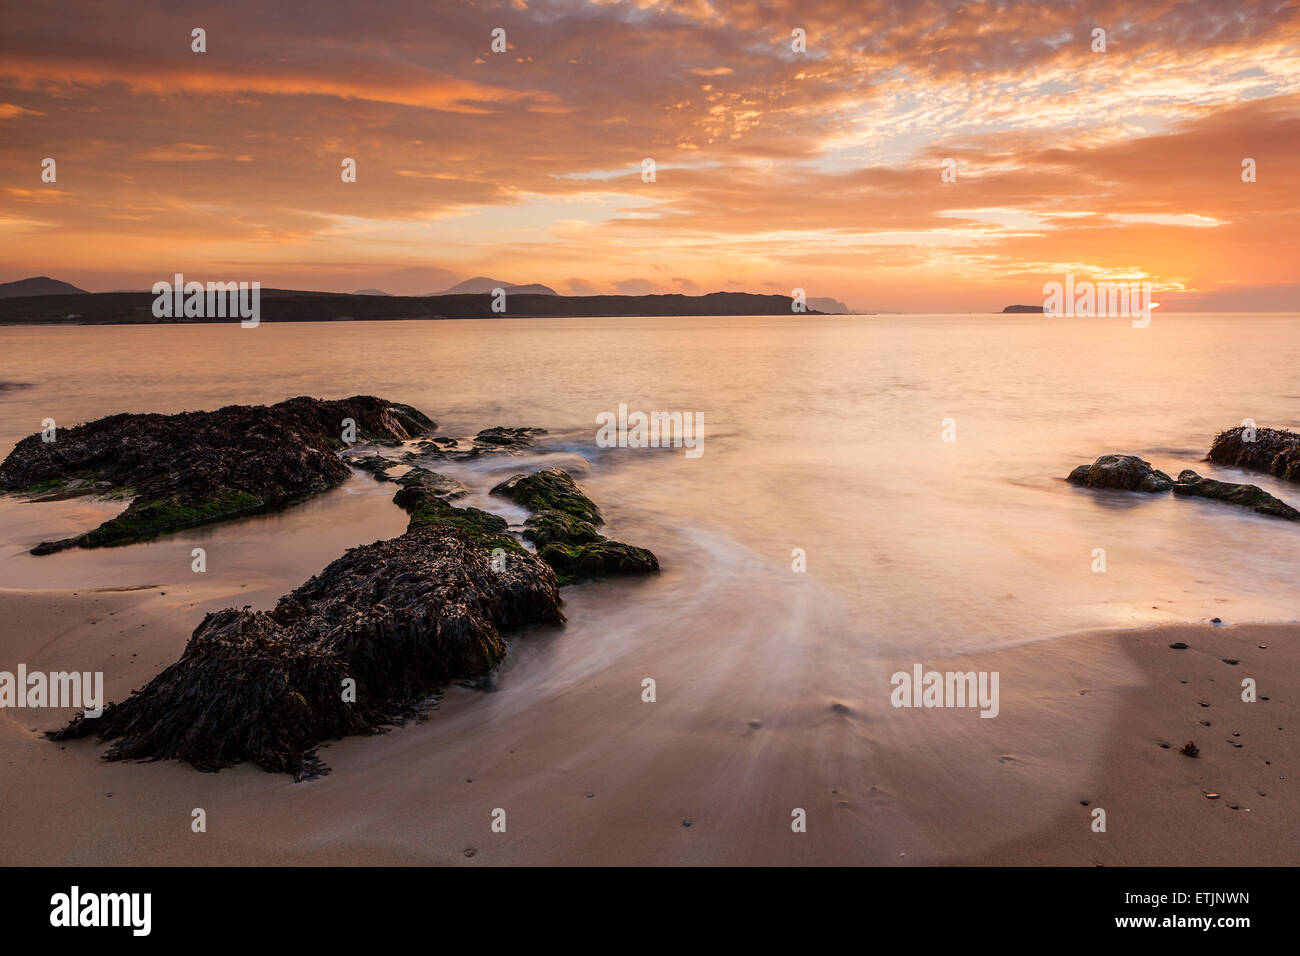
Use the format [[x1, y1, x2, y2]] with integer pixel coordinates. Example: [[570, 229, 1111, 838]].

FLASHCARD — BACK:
[[1, 312, 1297, 863], [3, 313, 1298, 646]]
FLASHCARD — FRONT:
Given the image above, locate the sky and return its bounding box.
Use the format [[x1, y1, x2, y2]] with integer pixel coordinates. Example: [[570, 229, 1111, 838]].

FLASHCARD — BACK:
[[1, 0, 1298, 312]]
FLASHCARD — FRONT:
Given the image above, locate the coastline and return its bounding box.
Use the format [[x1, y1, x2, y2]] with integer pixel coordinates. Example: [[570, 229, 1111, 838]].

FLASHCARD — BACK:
[[2, 579, 1290, 865], [0, 290, 835, 326]]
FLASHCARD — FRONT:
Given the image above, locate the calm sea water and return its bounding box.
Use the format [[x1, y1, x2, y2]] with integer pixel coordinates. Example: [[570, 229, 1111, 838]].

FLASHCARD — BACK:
[[2, 314, 1297, 652]]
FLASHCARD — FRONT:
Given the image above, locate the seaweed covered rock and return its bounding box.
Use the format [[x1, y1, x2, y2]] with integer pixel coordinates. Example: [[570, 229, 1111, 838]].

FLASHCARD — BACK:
[[392, 467, 520, 552], [392, 466, 468, 502], [491, 468, 658, 583], [1207, 426, 1300, 484], [1172, 470, 1300, 520], [473, 426, 547, 449], [1066, 454, 1173, 492], [0, 395, 435, 554], [49, 525, 564, 776], [342, 453, 401, 481]]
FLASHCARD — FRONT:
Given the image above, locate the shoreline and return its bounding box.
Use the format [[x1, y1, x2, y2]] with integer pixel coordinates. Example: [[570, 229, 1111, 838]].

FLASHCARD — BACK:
[[1, 579, 1290, 865]]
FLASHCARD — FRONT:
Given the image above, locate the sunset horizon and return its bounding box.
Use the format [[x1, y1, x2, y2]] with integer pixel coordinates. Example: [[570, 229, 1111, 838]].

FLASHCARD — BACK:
[[3, 0, 1298, 312]]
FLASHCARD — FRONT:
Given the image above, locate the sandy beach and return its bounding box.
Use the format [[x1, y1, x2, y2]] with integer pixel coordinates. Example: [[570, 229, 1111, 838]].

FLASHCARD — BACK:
[[1, 575, 1290, 866]]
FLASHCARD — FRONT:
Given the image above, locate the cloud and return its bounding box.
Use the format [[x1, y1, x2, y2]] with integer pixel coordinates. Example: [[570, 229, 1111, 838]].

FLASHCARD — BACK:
[[0, 0, 1296, 308], [564, 278, 600, 295], [613, 278, 660, 295]]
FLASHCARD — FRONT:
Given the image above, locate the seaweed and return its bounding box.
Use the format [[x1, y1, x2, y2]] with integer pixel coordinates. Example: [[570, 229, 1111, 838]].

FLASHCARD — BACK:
[[49, 525, 563, 777], [0, 395, 437, 553], [491, 468, 659, 584]]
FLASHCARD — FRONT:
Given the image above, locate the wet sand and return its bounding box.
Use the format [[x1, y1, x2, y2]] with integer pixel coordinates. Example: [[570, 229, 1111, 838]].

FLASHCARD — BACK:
[[1, 580, 1291, 866]]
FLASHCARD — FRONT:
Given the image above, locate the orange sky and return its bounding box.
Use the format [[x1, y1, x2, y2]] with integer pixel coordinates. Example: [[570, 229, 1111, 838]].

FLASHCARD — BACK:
[[1, 0, 1298, 311]]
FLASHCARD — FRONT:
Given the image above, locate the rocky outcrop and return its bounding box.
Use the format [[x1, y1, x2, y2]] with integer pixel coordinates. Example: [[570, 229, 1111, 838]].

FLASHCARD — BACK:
[[49, 524, 564, 777], [391, 466, 468, 502], [38, 407, 661, 776], [1067, 453, 1300, 522], [342, 452, 401, 481], [392, 467, 518, 552], [491, 468, 659, 583], [1172, 470, 1300, 520], [473, 426, 547, 449], [1207, 426, 1300, 483], [1067, 455, 1174, 493], [0, 396, 435, 554]]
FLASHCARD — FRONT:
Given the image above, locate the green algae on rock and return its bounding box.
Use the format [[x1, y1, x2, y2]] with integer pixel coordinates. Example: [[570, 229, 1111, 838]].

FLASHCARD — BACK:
[[491, 467, 659, 583], [1172, 470, 1300, 520], [393, 467, 523, 553], [0, 395, 436, 554]]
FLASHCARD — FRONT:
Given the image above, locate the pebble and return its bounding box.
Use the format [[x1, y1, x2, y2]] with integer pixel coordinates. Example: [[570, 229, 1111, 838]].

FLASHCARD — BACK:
[[1169, 642, 1189, 649]]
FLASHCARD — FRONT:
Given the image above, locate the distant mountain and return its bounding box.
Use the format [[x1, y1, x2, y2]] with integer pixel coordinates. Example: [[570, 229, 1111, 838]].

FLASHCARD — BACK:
[[499, 283, 558, 296], [807, 297, 850, 314], [1002, 304, 1045, 313], [0, 289, 825, 324], [351, 288, 392, 296], [0, 276, 88, 298], [436, 277, 558, 296]]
